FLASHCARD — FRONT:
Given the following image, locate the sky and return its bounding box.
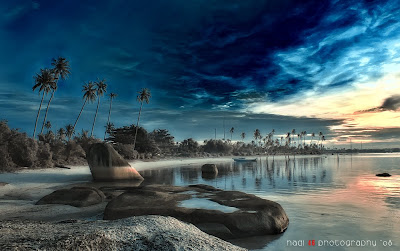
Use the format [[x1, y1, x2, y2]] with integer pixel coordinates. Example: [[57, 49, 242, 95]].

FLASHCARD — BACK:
[[2, 0, 400, 148]]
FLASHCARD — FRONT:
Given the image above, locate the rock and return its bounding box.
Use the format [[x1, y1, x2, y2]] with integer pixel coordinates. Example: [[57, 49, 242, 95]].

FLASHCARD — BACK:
[[376, 173, 391, 177], [104, 184, 289, 239], [0, 182, 8, 187], [0, 216, 246, 251], [36, 186, 106, 207], [202, 164, 218, 174], [87, 143, 143, 181]]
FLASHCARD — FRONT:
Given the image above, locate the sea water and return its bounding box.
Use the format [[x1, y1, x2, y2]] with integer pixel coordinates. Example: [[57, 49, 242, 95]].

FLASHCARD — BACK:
[[139, 154, 400, 251]]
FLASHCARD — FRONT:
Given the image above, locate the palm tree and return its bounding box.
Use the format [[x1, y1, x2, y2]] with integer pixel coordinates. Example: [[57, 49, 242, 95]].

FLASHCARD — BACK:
[[44, 121, 52, 132], [104, 93, 117, 140], [254, 129, 261, 147], [57, 127, 66, 141], [302, 131, 307, 147], [105, 122, 114, 139], [32, 68, 55, 138], [65, 124, 74, 141], [291, 129, 296, 147], [90, 79, 107, 137], [321, 135, 326, 150], [241, 132, 246, 142], [73, 82, 97, 133], [40, 57, 70, 135], [311, 132, 315, 145], [133, 88, 151, 151], [229, 127, 234, 140], [317, 132, 323, 147]]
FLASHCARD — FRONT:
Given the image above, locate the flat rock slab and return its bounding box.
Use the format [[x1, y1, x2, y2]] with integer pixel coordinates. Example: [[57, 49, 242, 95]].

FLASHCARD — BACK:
[[104, 184, 289, 239], [0, 216, 246, 251], [36, 186, 106, 207]]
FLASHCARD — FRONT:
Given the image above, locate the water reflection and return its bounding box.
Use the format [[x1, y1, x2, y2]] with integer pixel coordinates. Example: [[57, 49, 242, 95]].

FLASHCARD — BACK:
[[138, 154, 400, 251]]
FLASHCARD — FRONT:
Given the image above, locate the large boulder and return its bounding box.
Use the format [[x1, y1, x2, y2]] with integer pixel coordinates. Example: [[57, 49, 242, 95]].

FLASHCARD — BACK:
[[87, 143, 143, 181], [104, 184, 289, 240], [36, 186, 106, 207], [376, 173, 391, 177], [0, 216, 246, 251]]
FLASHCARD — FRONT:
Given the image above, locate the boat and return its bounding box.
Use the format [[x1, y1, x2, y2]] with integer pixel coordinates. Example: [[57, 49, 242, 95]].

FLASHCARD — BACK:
[[232, 157, 257, 162]]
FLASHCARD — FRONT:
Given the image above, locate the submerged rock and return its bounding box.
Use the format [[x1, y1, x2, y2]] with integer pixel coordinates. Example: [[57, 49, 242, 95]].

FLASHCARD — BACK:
[[36, 186, 106, 207], [87, 143, 143, 181], [104, 184, 289, 239], [201, 164, 218, 174], [0, 216, 246, 251], [376, 173, 391, 177]]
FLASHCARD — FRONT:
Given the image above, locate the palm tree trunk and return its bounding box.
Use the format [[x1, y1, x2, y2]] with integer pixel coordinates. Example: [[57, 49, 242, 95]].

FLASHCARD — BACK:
[[132, 101, 143, 151], [73, 99, 87, 133], [40, 90, 55, 134], [33, 92, 45, 138], [104, 98, 113, 140], [91, 97, 101, 137]]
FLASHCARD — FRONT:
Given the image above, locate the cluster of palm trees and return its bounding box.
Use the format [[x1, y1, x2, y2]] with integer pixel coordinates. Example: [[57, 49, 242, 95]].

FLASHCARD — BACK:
[[32, 57, 152, 151], [33, 57, 70, 138], [232, 128, 326, 151]]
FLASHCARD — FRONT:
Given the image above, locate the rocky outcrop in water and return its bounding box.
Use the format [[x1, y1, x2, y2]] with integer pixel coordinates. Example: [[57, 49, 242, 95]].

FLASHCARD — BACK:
[[36, 186, 106, 207], [0, 216, 246, 251], [201, 164, 218, 174], [87, 143, 143, 181], [104, 184, 289, 239], [376, 173, 391, 177]]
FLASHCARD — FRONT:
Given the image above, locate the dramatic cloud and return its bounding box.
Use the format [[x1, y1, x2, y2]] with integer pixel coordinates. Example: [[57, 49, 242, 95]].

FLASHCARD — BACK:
[[2, 0, 400, 146], [356, 95, 400, 113]]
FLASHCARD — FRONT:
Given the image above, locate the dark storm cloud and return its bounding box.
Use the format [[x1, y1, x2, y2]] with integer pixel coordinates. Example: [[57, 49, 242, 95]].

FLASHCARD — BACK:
[[355, 95, 400, 113]]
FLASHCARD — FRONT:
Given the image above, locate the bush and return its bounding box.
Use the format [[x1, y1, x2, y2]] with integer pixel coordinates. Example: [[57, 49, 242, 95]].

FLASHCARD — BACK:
[[8, 131, 38, 167], [34, 143, 53, 168], [0, 144, 15, 171], [112, 143, 139, 159]]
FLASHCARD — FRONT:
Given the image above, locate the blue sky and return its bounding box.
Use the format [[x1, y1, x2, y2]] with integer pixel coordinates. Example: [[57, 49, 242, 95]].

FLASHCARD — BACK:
[[2, 0, 400, 148]]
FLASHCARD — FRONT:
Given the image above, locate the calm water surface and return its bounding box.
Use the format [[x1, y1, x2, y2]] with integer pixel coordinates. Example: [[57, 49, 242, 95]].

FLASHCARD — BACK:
[[139, 154, 400, 251]]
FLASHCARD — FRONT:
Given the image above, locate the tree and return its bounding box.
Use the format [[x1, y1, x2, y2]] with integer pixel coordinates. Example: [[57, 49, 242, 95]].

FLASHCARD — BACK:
[[241, 132, 246, 142], [311, 132, 315, 145], [291, 129, 296, 147], [40, 57, 70, 135], [90, 79, 107, 137], [254, 129, 261, 146], [32, 69, 55, 138], [44, 121, 52, 132], [104, 93, 117, 140], [133, 88, 151, 151], [57, 128, 66, 141], [73, 82, 96, 133], [229, 127, 234, 140], [65, 124, 74, 141]]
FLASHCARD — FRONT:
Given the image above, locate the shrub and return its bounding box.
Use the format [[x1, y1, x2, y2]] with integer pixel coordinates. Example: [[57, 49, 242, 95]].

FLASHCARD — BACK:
[[34, 143, 53, 168], [8, 131, 38, 167]]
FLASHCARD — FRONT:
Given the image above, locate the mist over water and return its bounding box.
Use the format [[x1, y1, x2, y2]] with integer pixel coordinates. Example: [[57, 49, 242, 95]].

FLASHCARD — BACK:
[[139, 154, 400, 251]]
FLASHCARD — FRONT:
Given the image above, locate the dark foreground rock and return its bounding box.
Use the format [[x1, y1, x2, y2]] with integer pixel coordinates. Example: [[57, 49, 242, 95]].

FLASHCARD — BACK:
[[0, 216, 246, 251], [376, 173, 391, 177], [87, 143, 143, 181], [36, 186, 106, 207], [0, 182, 8, 187], [104, 184, 289, 239]]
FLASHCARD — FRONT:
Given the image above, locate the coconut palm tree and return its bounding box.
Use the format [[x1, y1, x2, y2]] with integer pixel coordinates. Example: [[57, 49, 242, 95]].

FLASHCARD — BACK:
[[291, 129, 296, 147], [311, 132, 315, 146], [44, 121, 52, 132], [229, 127, 234, 140], [65, 124, 74, 141], [302, 131, 307, 147], [104, 93, 117, 140], [40, 57, 70, 135], [32, 68, 55, 138], [90, 79, 107, 137], [254, 129, 261, 146], [317, 132, 323, 147], [321, 135, 326, 150], [57, 128, 66, 141], [133, 88, 151, 150], [73, 82, 96, 133], [241, 132, 246, 142]]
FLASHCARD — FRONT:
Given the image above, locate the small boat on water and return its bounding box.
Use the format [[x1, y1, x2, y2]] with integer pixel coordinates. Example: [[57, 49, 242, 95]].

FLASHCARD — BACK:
[[233, 157, 257, 162]]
